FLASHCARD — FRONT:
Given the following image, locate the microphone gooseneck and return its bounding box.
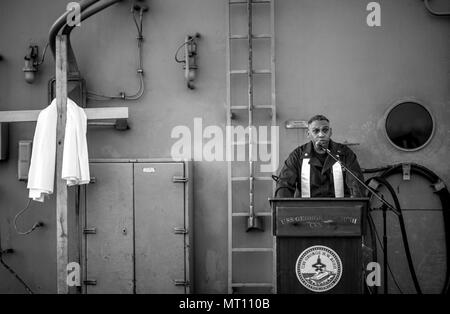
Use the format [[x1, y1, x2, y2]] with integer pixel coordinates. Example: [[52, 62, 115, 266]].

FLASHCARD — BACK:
[[318, 143, 400, 216]]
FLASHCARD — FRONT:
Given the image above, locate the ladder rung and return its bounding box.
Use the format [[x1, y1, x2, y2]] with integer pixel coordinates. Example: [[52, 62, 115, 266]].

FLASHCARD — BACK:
[[232, 212, 271, 217], [253, 34, 272, 39], [229, 69, 271, 75], [229, 0, 271, 4], [231, 141, 271, 145], [230, 105, 248, 110], [231, 176, 273, 181], [232, 248, 273, 252], [231, 105, 274, 110], [230, 34, 272, 39], [254, 69, 271, 74], [231, 283, 273, 288], [230, 70, 248, 74], [230, 35, 247, 39]]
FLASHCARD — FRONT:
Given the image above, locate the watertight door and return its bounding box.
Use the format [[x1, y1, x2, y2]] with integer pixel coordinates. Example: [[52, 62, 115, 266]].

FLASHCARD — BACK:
[[85, 163, 134, 294], [134, 162, 186, 293]]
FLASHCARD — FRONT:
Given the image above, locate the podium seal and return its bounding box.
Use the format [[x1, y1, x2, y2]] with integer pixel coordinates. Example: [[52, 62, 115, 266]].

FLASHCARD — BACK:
[[295, 245, 343, 292]]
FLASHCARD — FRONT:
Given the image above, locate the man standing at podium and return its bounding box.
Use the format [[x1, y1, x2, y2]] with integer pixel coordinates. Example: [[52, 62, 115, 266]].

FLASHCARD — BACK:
[[276, 115, 364, 198]]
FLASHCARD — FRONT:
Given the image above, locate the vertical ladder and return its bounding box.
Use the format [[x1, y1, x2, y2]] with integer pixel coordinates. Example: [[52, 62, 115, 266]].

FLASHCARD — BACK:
[[226, 0, 277, 294]]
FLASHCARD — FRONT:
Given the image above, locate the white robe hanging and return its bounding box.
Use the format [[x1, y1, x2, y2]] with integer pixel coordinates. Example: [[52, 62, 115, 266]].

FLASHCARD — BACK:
[[61, 99, 90, 186], [27, 98, 90, 202]]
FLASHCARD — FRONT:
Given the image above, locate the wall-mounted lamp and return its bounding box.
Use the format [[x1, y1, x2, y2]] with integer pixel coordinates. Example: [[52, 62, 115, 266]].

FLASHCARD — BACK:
[[22, 45, 39, 84], [175, 33, 201, 89], [22, 44, 48, 84]]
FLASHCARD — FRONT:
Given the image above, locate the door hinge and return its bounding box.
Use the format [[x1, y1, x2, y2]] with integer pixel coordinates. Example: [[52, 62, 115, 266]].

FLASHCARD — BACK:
[[83, 227, 97, 234], [173, 279, 190, 287], [173, 176, 188, 183], [173, 227, 188, 234], [83, 279, 97, 286]]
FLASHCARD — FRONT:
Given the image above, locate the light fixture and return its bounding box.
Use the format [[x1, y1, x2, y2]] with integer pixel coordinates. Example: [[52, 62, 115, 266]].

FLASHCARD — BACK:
[[22, 43, 48, 84], [22, 45, 43, 84], [175, 33, 201, 89]]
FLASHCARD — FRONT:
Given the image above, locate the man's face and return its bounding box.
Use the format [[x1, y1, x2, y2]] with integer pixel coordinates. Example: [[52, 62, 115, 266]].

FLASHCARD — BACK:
[[307, 120, 332, 153]]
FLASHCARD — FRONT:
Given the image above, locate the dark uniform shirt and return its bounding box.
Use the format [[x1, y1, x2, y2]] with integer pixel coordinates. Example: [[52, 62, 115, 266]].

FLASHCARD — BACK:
[[275, 140, 365, 198]]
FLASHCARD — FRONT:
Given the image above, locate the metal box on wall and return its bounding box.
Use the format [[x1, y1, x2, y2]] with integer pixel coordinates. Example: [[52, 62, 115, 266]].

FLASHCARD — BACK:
[[48, 76, 87, 107], [80, 159, 194, 294]]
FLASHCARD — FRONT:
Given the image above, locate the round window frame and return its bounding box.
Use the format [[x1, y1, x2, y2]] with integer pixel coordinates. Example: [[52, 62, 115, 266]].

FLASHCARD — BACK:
[[383, 98, 435, 152]]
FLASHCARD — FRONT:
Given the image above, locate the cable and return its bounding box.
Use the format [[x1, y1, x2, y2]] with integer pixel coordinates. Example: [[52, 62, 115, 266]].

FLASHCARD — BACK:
[[87, 5, 146, 101], [174, 36, 198, 64], [36, 42, 49, 66], [364, 176, 401, 294], [318, 146, 421, 293], [319, 147, 422, 293], [0, 226, 34, 294], [174, 41, 188, 63], [0, 257, 34, 294], [372, 176, 422, 294], [132, 8, 142, 35], [380, 163, 450, 294], [367, 212, 404, 294], [13, 199, 43, 236], [365, 200, 379, 294]]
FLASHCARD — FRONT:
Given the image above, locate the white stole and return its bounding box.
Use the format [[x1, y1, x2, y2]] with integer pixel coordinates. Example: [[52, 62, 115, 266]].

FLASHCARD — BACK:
[[301, 158, 344, 198]]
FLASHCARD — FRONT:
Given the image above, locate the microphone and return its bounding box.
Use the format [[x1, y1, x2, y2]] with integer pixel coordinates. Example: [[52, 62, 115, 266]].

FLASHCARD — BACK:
[[319, 142, 400, 215], [317, 142, 329, 153]]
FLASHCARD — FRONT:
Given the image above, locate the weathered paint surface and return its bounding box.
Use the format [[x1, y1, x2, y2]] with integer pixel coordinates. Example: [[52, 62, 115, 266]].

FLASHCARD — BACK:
[[1, 0, 449, 293]]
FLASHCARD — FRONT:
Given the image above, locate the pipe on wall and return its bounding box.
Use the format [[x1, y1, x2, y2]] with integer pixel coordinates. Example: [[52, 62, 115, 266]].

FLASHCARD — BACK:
[[60, 0, 123, 74], [423, 0, 450, 16], [62, 0, 123, 37]]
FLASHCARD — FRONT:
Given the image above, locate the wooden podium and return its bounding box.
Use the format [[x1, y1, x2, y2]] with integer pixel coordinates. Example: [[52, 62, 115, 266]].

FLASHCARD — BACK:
[[269, 198, 369, 294]]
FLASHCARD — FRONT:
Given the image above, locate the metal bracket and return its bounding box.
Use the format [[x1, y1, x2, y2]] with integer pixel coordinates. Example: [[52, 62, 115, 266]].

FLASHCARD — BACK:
[[432, 180, 446, 192], [173, 227, 188, 234], [173, 279, 190, 287], [87, 119, 129, 131], [368, 178, 380, 190], [83, 279, 97, 286], [402, 163, 411, 181], [173, 176, 188, 183], [90, 177, 96, 183], [83, 228, 97, 234]]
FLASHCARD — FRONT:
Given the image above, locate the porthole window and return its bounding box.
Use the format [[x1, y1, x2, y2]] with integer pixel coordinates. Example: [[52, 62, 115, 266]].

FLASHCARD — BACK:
[[385, 100, 434, 151]]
